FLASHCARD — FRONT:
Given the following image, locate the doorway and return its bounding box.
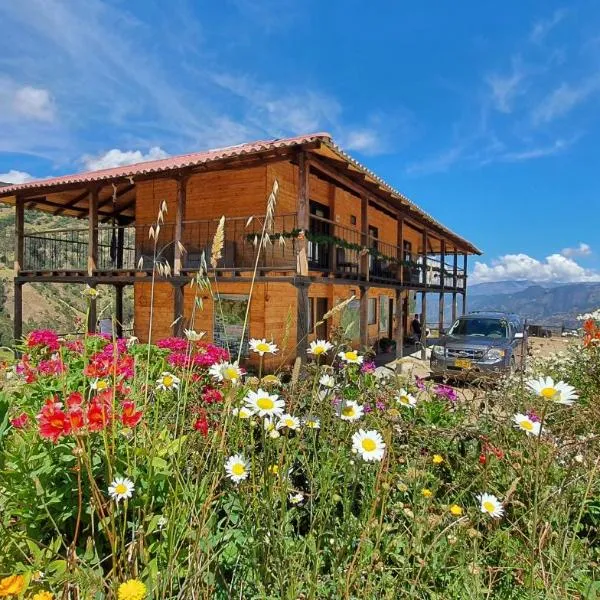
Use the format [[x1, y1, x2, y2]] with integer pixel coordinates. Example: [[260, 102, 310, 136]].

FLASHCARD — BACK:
[[308, 201, 330, 269]]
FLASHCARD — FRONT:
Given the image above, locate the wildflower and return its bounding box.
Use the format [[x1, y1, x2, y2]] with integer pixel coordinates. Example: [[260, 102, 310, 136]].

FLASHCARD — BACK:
[[117, 578, 147, 600], [87, 399, 111, 431], [82, 285, 100, 299], [249, 338, 279, 356], [449, 504, 463, 516], [319, 373, 336, 388], [10, 412, 28, 429], [224, 454, 250, 483], [126, 336, 138, 348], [232, 406, 252, 419], [193, 414, 209, 435], [121, 401, 143, 428], [360, 360, 376, 374], [512, 413, 542, 436], [108, 477, 135, 503], [26, 329, 60, 352], [90, 378, 111, 392], [156, 372, 181, 391], [277, 413, 300, 430], [209, 361, 244, 383], [338, 350, 364, 364], [396, 389, 417, 409], [244, 389, 285, 418], [432, 454, 444, 465], [66, 391, 84, 408], [415, 376, 426, 391], [477, 493, 504, 519], [38, 398, 71, 442], [352, 429, 386, 462], [156, 337, 188, 352], [201, 387, 223, 404], [261, 374, 281, 386], [421, 488, 433, 498], [338, 400, 364, 422], [434, 384, 458, 403], [0, 575, 25, 596], [308, 339, 333, 356], [289, 492, 304, 505], [32, 592, 53, 600], [184, 329, 205, 341], [526, 376, 578, 405], [263, 418, 281, 438], [304, 416, 321, 429], [268, 464, 279, 475]]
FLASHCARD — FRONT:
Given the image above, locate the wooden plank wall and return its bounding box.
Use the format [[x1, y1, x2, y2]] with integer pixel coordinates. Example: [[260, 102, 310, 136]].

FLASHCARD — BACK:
[[134, 282, 174, 342]]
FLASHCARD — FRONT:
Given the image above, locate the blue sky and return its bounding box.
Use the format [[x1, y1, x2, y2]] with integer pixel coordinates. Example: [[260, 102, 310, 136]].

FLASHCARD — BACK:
[[1, 0, 599, 283]]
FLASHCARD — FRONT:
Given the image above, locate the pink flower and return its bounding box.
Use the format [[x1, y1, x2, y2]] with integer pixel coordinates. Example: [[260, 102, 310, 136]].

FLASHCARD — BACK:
[[26, 329, 60, 352], [10, 413, 28, 429], [157, 337, 188, 352], [360, 360, 376, 374], [202, 388, 223, 404], [434, 384, 458, 403]]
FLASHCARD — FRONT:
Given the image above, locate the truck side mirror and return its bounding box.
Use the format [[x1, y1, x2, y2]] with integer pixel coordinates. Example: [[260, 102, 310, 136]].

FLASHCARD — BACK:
[[514, 332, 524, 339]]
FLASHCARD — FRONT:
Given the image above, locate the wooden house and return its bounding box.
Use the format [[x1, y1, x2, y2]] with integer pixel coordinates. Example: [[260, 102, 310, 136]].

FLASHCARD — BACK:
[[0, 133, 481, 365]]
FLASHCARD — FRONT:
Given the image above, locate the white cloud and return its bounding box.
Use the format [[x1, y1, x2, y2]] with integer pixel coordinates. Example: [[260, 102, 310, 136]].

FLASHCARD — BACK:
[[530, 9, 567, 44], [487, 62, 526, 113], [341, 129, 381, 154], [0, 169, 35, 184], [561, 242, 592, 258], [471, 252, 600, 284], [532, 78, 600, 124], [81, 147, 170, 171], [13, 86, 55, 121], [498, 138, 572, 162]]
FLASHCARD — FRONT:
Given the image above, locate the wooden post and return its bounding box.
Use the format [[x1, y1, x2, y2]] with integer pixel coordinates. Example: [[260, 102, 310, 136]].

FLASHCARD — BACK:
[[297, 152, 310, 276], [14, 282, 23, 344], [462, 254, 468, 314], [14, 196, 24, 275], [88, 188, 99, 276], [420, 291, 427, 360], [422, 229, 428, 287], [397, 216, 405, 284], [359, 285, 369, 349], [394, 288, 404, 362], [295, 277, 310, 359], [115, 284, 124, 338], [173, 284, 185, 337], [438, 293, 445, 335], [87, 285, 97, 333], [452, 292, 458, 323], [174, 176, 187, 276], [453, 248, 458, 290], [439, 240, 446, 333], [360, 197, 369, 280], [116, 220, 125, 270]]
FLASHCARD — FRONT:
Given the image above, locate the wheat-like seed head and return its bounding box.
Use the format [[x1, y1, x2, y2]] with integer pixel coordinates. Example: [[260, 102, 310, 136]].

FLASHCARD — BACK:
[[291, 356, 302, 387], [210, 216, 225, 269], [321, 295, 356, 322]]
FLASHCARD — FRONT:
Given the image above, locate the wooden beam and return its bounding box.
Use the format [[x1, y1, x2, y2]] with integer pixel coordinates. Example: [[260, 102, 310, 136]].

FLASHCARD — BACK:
[[452, 292, 458, 324], [115, 284, 124, 338], [173, 285, 184, 336], [97, 183, 135, 210], [397, 216, 404, 284], [394, 288, 404, 363], [88, 189, 99, 276], [54, 189, 91, 215], [360, 195, 369, 280], [420, 291, 427, 360], [359, 285, 369, 349], [87, 285, 97, 333], [295, 277, 310, 359], [174, 176, 187, 276], [296, 151, 310, 276], [14, 196, 24, 274], [13, 282, 23, 344]]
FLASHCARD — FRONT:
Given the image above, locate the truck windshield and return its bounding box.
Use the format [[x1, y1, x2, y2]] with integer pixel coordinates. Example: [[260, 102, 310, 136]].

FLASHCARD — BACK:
[[448, 318, 508, 339]]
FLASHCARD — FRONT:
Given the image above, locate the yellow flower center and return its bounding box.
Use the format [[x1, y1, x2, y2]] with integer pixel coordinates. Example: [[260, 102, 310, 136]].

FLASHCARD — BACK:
[[314, 346, 325, 355], [342, 406, 356, 417], [97, 380, 108, 390], [541, 386, 558, 399], [256, 343, 270, 352], [362, 438, 377, 452], [433, 455, 443, 464], [400, 396, 409, 404], [345, 351, 358, 361], [225, 367, 239, 380], [163, 375, 173, 387], [285, 418, 295, 427], [422, 488, 432, 497], [483, 501, 495, 513], [231, 463, 245, 476], [450, 505, 462, 516], [257, 397, 274, 410], [115, 484, 127, 495], [521, 420, 533, 431]]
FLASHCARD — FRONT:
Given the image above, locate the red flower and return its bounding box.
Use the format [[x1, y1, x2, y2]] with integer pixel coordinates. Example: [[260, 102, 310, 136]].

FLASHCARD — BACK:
[[121, 401, 143, 428], [38, 398, 71, 442], [67, 407, 85, 432], [10, 413, 28, 429], [193, 415, 209, 436], [87, 399, 111, 431], [26, 329, 60, 352], [202, 388, 223, 404], [66, 391, 84, 408]]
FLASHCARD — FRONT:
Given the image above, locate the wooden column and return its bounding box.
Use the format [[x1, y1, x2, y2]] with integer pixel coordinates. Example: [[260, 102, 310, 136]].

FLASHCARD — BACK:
[[173, 284, 185, 337], [438, 240, 446, 333], [396, 216, 405, 284], [359, 285, 369, 349], [295, 277, 311, 359], [14, 196, 24, 275], [360, 196, 369, 280], [452, 249, 458, 323], [296, 152, 310, 276], [115, 284, 124, 338], [87, 286, 97, 333], [420, 291, 427, 360], [421, 229, 428, 287], [14, 282, 23, 344], [394, 288, 404, 361], [462, 254, 468, 314], [88, 188, 99, 276], [174, 176, 187, 276], [452, 293, 458, 324], [116, 220, 125, 270]]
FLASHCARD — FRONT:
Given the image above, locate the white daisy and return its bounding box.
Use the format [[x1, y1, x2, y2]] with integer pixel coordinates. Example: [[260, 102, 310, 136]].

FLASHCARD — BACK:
[[338, 350, 364, 364], [352, 429, 386, 462], [526, 376, 578, 405], [209, 361, 244, 383], [512, 413, 542, 436], [477, 493, 504, 519], [396, 389, 417, 409], [232, 406, 253, 419], [308, 340, 333, 356], [277, 413, 301, 430], [184, 329, 205, 341], [249, 338, 279, 356], [289, 492, 304, 505], [108, 477, 135, 503], [338, 400, 364, 421], [156, 371, 181, 391], [244, 389, 285, 417], [224, 454, 250, 484], [263, 417, 281, 438], [126, 336, 138, 348], [303, 416, 321, 429], [90, 378, 111, 391], [319, 374, 336, 388]]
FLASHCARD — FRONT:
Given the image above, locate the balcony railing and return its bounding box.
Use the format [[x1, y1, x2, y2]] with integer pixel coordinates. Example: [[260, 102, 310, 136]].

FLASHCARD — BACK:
[[19, 214, 465, 289]]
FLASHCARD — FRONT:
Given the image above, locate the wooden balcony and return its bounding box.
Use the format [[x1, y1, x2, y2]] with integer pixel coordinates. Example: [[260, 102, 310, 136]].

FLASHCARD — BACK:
[[18, 213, 465, 291]]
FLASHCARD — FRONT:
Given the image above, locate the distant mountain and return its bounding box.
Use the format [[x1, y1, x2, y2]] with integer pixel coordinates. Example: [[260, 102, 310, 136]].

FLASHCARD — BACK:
[[468, 280, 565, 296]]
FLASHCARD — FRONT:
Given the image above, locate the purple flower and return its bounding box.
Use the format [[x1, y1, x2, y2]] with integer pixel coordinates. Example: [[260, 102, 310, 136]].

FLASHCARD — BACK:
[[434, 384, 458, 403], [526, 410, 541, 423], [363, 404, 373, 413], [361, 360, 376, 374], [375, 400, 386, 411], [415, 376, 426, 391]]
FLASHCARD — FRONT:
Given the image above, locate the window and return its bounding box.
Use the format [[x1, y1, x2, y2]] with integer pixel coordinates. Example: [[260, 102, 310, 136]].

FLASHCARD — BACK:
[[368, 298, 377, 325], [341, 299, 360, 340], [379, 296, 390, 333], [308, 297, 329, 337], [213, 295, 249, 357], [350, 215, 357, 226]]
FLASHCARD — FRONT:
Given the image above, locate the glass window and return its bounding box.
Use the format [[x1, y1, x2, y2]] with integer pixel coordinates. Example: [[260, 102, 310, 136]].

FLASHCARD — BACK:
[[368, 298, 377, 325], [448, 317, 508, 339], [341, 299, 360, 340], [379, 296, 390, 333], [213, 295, 249, 357]]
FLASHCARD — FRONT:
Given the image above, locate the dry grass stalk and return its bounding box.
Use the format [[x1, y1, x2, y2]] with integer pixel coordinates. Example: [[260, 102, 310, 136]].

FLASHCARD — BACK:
[[318, 294, 356, 326], [210, 216, 225, 269]]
